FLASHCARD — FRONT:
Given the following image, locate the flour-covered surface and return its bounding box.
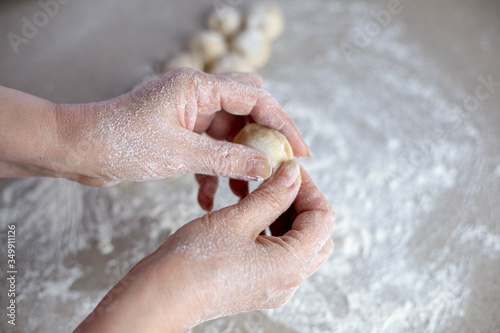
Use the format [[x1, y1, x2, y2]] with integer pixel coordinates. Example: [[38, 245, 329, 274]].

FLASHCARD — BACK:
[[1, 0, 500, 332]]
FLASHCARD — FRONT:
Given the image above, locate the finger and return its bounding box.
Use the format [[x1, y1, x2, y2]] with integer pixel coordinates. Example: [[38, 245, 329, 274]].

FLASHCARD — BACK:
[[205, 112, 246, 141], [195, 72, 263, 137], [281, 168, 335, 261], [193, 113, 216, 134], [198, 73, 310, 157], [213, 160, 301, 237], [229, 179, 249, 200], [215, 72, 265, 86], [269, 205, 297, 236], [306, 237, 334, 275], [293, 166, 332, 215], [182, 130, 272, 181], [195, 174, 219, 212]]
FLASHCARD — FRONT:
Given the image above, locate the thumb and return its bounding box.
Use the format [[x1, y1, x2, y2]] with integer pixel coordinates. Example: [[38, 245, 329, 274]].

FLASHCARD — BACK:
[[211, 160, 302, 237], [182, 131, 272, 181]]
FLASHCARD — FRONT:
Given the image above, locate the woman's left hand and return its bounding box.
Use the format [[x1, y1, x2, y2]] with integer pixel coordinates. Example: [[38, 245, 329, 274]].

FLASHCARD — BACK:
[[54, 68, 309, 187]]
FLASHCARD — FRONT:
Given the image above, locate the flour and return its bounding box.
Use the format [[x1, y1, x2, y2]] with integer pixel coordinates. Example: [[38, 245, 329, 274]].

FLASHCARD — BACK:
[[1, 0, 499, 332]]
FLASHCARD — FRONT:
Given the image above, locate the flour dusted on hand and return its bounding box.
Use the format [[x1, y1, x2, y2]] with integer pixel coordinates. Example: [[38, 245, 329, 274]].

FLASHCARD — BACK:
[[233, 123, 293, 170]]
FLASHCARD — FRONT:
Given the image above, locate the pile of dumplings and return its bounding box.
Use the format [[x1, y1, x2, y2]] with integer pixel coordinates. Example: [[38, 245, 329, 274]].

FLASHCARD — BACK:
[[137, 2, 284, 88], [164, 3, 284, 74]]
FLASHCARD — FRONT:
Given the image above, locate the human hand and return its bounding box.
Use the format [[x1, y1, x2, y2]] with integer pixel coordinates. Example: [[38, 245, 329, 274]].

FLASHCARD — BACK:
[[75, 160, 334, 332], [54, 68, 309, 186]]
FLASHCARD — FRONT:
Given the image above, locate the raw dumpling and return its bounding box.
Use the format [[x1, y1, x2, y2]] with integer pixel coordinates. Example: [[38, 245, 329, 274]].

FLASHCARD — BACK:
[[233, 123, 293, 169], [208, 52, 256, 73], [246, 3, 285, 42], [188, 30, 228, 65], [207, 7, 243, 38], [162, 52, 204, 72]]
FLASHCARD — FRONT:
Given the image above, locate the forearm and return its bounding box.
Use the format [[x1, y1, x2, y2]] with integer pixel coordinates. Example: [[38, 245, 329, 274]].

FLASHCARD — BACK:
[[75, 255, 203, 333], [0, 86, 62, 178]]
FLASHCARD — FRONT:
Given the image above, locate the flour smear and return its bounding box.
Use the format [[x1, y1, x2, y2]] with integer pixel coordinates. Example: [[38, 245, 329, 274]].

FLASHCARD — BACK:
[[1, 1, 499, 333]]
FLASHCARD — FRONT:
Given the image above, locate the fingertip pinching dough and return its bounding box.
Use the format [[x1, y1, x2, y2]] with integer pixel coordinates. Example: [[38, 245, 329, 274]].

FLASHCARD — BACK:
[[233, 123, 293, 170]]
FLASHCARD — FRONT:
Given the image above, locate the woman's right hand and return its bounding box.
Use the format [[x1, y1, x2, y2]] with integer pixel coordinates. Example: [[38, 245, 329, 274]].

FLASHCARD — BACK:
[[75, 160, 335, 333]]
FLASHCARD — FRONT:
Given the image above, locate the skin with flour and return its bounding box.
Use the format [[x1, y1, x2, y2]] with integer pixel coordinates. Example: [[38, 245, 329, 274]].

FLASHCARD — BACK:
[[0, 68, 310, 185], [0, 68, 334, 332], [196, 123, 297, 212]]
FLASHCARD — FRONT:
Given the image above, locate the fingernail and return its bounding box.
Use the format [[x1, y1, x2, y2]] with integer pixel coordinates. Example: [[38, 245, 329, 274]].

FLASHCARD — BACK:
[[246, 158, 272, 181], [277, 160, 300, 187], [307, 147, 313, 158]]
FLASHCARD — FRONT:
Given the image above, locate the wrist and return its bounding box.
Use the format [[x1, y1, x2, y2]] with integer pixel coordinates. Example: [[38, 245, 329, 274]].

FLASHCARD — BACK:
[[146, 253, 208, 332], [76, 253, 203, 333], [0, 86, 62, 178], [0, 86, 115, 186]]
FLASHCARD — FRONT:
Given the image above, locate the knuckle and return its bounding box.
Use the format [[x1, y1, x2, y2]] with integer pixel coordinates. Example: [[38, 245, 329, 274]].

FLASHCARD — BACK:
[[200, 181, 218, 198], [276, 262, 307, 292], [171, 66, 198, 78], [285, 273, 304, 290], [266, 288, 296, 309], [199, 212, 219, 233], [245, 73, 264, 86], [252, 187, 284, 210], [197, 176, 218, 197], [314, 208, 336, 234], [208, 145, 242, 177], [330, 207, 336, 226], [168, 67, 201, 88], [324, 206, 336, 230]]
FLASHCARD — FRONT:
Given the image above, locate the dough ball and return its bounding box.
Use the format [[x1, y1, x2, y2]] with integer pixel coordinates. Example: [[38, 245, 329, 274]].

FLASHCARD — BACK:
[[233, 123, 293, 169], [187, 30, 228, 65], [208, 52, 256, 73], [231, 29, 272, 69], [246, 3, 285, 42], [207, 6, 243, 38], [162, 52, 204, 73]]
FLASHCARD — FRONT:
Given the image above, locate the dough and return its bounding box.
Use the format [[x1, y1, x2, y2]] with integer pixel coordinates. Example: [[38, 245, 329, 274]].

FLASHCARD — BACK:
[[233, 123, 293, 169], [162, 52, 204, 73], [246, 3, 285, 42], [208, 52, 256, 73], [187, 30, 228, 65], [231, 29, 272, 69], [207, 6, 242, 38]]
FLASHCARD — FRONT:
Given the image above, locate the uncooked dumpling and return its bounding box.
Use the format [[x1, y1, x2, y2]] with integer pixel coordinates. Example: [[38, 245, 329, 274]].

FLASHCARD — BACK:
[[208, 52, 256, 73], [207, 7, 242, 38], [188, 30, 228, 65], [231, 29, 272, 69], [162, 52, 204, 72], [233, 123, 293, 169], [246, 3, 285, 42]]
